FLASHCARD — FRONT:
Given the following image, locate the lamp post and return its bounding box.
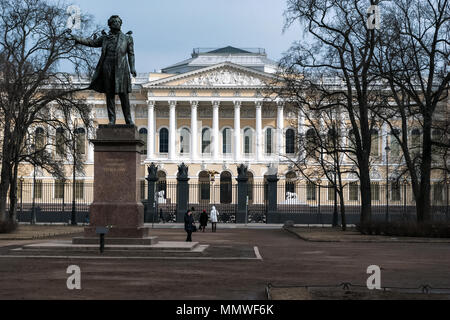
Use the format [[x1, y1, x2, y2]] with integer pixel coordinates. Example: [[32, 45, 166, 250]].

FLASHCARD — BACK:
[[71, 126, 78, 226], [385, 138, 391, 223]]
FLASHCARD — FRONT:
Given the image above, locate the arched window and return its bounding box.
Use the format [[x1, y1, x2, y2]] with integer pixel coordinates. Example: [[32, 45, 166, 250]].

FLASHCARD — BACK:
[[202, 128, 211, 154], [222, 128, 231, 154], [306, 128, 317, 157], [390, 129, 401, 158], [411, 128, 421, 157], [370, 129, 379, 156], [55, 128, 65, 157], [199, 171, 210, 203], [286, 129, 295, 154], [180, 128, 190, 154], [265, 128, 273, 154], [159, 128, 169, 154], [139, 128, 148, 155], [220, 171, 232, 204], [285, 171, 297, 194], [74, 128, 86, 155], [244, 128, 253, 154], [35, 127, 45, 151]]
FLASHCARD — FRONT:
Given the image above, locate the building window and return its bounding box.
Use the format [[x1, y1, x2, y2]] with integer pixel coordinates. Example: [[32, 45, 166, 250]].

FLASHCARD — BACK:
[[391, 182, 401, 201], [75, 181, 84, 200], [139, 128, 148, 155], [265, 128, 273, 154], [74, 128, 86, 155], [307, 182, 316, 201], [220, 172, 232, 204], [328, 182, 335, 201], [202, 128, 211, 154], [55, 180, 65, 199], [349, 182, 359, 201], [389, 129, 400, 158], [35, 127, 45, 151], [370, 129, 379, 157], [55, 127, 65, 157], [286, 129, 295, 154], [180, 128, 190, 154], [411, 128, 421, 157], [244, 128, 253, 154], [433, 183, 444, 202], [199, 171, 210, 202], [157, 171, 167, 198], [34, 180, 43, 199], [371, 183, 380, 201], [286, 172, 296, 194], [159, 128, 169, 153], [222, 128, 231, 154]]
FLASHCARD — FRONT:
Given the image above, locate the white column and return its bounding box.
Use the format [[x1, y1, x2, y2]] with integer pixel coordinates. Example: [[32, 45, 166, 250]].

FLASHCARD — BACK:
[[277, 101, 285, 155], [147, 100, 155, 160], [191, 101, 198, 161], [255, 101, 263, 161], [169, 101, 177, 160], [234, 101, 241, 162], [212, 101, 220, 159], [131, 104, 136, 123]]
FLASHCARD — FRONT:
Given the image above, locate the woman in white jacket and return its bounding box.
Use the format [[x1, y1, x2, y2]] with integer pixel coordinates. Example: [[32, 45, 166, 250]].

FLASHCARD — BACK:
[[210, 206, 219, 232]]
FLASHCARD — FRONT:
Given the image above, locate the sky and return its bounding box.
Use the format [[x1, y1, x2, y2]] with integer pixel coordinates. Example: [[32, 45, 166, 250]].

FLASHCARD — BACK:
[[65, 0, 302, 72]]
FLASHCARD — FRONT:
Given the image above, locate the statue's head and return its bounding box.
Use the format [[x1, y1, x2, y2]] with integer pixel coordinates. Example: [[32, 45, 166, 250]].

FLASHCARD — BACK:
[[108, 15, 122, 31]]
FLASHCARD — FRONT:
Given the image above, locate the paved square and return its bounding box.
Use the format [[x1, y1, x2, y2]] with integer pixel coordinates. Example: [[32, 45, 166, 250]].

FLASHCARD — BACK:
[[0, 227, 449, 299]]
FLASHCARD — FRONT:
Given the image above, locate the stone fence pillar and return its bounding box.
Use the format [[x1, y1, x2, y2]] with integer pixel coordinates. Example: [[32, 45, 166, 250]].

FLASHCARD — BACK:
[[176, 163, 190, 222]]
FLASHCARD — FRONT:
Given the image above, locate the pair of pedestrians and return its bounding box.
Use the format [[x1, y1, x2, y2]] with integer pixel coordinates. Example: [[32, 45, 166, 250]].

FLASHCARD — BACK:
[[184, 206, 219, 242]]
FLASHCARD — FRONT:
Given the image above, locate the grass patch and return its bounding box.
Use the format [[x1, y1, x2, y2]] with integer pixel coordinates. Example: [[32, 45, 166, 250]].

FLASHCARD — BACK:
[[356, 221, 450, 238], [0, 220, 18, 234]]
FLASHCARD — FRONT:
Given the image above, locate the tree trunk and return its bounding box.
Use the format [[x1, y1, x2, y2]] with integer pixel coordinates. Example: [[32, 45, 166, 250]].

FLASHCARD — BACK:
[[417, 115, 433, 222], [359, 157, 372, 223], [338, 189, 346, 231], [9, 162, 19, 222], [0, 123, 12, 222]]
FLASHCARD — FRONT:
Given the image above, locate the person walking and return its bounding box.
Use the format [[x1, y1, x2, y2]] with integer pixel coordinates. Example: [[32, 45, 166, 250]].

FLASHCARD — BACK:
[[184, 209, 194, 242], [210, 206, 219, 232], [199, 209, 208, 232]]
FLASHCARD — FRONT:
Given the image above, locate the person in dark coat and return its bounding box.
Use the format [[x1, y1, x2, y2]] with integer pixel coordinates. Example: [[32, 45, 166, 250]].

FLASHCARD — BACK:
[[199, 210, 208, 232], [184, 209, 194, 242]]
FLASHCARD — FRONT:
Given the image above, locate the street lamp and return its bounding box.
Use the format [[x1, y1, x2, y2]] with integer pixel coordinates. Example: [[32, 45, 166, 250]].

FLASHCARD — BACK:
[[385, 138, 391, 223]]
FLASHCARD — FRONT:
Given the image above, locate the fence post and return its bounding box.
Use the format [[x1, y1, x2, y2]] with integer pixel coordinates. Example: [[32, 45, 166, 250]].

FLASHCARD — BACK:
[[176, 163, 190, 223], [266, 174, 279, 224], [145, 163, 159, 223], [236, 164, 249, 224], [403, 183, 407, 218]]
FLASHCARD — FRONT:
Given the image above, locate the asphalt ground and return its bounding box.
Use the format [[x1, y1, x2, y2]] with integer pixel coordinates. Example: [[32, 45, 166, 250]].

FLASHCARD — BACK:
[[0, 227, 449, 300]]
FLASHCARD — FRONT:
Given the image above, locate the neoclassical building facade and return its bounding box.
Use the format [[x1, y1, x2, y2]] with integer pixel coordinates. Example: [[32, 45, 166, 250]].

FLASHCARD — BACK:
[[18, 46, 448, 207]]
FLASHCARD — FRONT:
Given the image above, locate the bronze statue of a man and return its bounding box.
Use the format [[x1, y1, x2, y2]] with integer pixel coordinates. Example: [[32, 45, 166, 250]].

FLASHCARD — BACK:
[[70, 15, 136, 125]]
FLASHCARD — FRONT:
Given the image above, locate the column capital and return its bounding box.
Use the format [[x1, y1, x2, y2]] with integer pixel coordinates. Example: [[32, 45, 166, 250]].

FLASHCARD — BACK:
[[212, 101, 221, 108], [147, 100, 155, 108], [190, 100, 199, 108], [233, 100, 242, 108], [277, 100, 285, 109], [169, 101, 177, 108], [255, 101, 263, 109]]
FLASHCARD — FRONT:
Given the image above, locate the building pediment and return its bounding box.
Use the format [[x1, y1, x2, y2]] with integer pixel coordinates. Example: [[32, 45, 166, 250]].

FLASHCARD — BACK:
[[143, 62, 275, 88]]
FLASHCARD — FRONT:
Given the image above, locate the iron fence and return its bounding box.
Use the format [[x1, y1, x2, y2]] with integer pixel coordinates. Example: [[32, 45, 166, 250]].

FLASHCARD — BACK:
[[4, 180, 449, 224]]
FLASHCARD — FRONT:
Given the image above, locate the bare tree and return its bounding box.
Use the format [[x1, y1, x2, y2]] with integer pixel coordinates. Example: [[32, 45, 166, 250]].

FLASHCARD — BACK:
[[0, 0, 98, 222], [278, 0, 382, 223], [373, 0, 450, 222]]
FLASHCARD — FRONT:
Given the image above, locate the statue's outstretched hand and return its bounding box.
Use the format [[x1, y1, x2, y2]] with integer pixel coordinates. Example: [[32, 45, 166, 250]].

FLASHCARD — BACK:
[[131, 70, 137, 78]]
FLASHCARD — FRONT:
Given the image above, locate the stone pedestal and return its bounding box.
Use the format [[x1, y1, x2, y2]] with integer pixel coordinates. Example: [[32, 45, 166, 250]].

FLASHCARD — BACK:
[[74, 125, 153, 243]]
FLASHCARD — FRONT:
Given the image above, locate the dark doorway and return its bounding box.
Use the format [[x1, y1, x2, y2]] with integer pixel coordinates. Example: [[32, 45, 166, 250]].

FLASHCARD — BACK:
[[220, 171, 232, 204]]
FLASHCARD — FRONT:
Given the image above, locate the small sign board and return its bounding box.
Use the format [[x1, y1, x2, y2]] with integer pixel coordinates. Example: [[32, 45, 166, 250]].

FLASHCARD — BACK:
[[95, 227, 109, 235]]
